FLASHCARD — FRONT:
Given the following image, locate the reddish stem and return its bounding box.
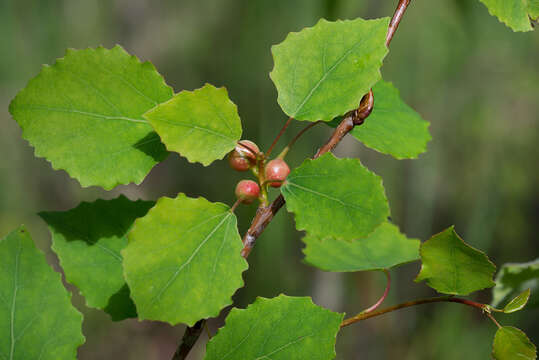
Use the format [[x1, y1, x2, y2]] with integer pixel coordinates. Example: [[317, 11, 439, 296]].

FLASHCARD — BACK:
[[386, 0, 411, 47], [361, 269, 391, 314], [341, 296, 489, 328], [266, 116, 293, 157], [277, 121, 323, 159], [240, 0, 410, 258], [230, 198, 242, 213], [486, 312, 502, 329]]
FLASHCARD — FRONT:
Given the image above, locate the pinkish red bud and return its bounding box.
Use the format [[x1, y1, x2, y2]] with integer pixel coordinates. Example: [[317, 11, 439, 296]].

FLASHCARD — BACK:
[[265, 159, 290, 188], [235, 180, 260, 204], [228, 140, 260, 171]]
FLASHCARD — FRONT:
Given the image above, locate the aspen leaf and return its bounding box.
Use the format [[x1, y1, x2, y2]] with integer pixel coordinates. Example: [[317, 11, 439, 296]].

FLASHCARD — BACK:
[[205, 295, 343, 360], [40, 196, 154, 321], [0, 227, 85, 359], [415, 226, 496, 295], [281, 153, 389, 241], [270, 17, 389, 121], [9, 46, 172, 189], [122, 194, 248, 326], [302, 222, 419, 272], [144, 83, 242, 166]]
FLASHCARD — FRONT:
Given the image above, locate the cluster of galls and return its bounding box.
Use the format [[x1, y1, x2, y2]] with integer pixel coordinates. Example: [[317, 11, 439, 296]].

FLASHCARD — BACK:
[[229, 140, 290, 204]]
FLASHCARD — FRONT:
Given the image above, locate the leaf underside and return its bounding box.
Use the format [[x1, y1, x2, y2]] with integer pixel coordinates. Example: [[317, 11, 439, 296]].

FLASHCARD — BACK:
[[415, 226, 496, 295], [122, 194, 248, 326], [144, 83, 242, 166], [205, 295, 343, 360], [302, 222, 420, 272], [281, 153, 389, 241], [39, 195, 154, 321], [0, 226, 85, 360], [478, 0, 539, 32], [492, 259, 539, 309], [492, 326, 537, 360], [270, 17, 389, 121], [9, 45, 173, 190]]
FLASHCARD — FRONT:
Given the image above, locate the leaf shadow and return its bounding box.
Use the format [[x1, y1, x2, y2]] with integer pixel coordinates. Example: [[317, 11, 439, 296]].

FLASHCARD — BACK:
[[104, 284, 138, 321], [133, 131, 169, 162]]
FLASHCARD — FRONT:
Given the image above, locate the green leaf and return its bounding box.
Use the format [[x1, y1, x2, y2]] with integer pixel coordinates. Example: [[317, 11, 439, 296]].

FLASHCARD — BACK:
[[502, 289, 531, 314], [205, 294, 343, 360], [281, 153, 389, 241], [328, 80, 431, 159], [478, 0, 539, 32], [492, 259, 539, 309], [9, 45, 172, 190], [144, 83, 242, 166], [270, 17, 389, 121], [492, 326, 537, 360], [302, 222, 419, 272], [0, 226, 85, 359], [415, 226, 496, 295], [122, 194, 248, 326], [39, 195, 154, 321]]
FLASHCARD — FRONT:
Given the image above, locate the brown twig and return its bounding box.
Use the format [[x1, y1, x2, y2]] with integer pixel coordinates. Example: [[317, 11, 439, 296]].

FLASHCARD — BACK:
[[313, 90, 374, 158], [239, 2, 411, 257], [172, 320, 205, 360], [174, 2, 413, 358], [386, 0, 411, 47], [341, 296, 489, 328], [240, 195, 286, 258], [240, 90, 375, 255]]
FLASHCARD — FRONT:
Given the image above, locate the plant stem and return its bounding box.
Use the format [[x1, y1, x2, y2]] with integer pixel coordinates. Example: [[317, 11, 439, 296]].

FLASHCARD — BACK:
[[386, 0, 411, 47], [230, 198, 242, 213], [172, 319, 205, 360], [172, 3, 414, 358], [313, 90, 374, 158], [340, 296, 489, 328], [239, 0, 411, 258], [256, 154, 269, 207], [266, 116, 293, 157], [486, 312, 502, 329], [277, 121, 323, 159], [361, 269, 391, 314]]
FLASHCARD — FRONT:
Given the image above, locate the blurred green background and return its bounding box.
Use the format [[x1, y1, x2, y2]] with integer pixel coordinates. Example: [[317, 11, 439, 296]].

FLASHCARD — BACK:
[[1, 0, 538, 359]]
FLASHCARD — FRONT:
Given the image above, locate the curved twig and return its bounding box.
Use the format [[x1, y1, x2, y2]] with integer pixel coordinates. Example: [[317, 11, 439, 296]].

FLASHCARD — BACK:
[[341, 296, 489, 328]]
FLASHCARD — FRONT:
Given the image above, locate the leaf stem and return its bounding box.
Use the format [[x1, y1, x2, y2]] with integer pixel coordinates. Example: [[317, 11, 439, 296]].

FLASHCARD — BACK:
[[173, 3, 417, 359], [361, 269, 391, 314], [486, 312, 502, 329], [266, 116, 293, 157], [340, 296, 489, 328], [256, 154, 269, 207], [230, 198, 242, 213], [277, 121, 323, 159], [240, 0, 411, 258]]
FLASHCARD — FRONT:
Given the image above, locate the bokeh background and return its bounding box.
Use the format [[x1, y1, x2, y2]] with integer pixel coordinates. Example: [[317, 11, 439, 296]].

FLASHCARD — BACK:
[[1, 0, 538, 359]]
